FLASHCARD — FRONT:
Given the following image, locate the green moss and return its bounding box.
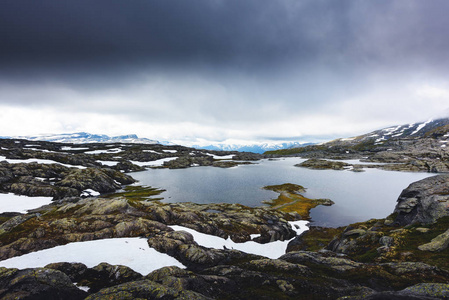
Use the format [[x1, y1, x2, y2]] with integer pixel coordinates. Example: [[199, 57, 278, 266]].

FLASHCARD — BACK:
[[288, 226, 345, 252], [263, 183, 333, 219], [390, 216, 449, 269], [0, 216, 13, 225], [356, 248, 380, 262], [106, 185, 165, 201]]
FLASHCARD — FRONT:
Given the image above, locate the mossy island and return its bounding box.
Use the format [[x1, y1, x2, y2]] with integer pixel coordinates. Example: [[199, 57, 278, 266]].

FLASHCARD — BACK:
[[262, 183, 334, 220]]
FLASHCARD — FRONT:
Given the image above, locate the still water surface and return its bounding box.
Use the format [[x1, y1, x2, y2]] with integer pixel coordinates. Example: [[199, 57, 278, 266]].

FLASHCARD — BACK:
[[131, 158, 431, 227]]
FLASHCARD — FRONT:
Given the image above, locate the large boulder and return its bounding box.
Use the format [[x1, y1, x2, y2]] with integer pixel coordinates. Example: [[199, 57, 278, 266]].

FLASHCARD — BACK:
[[0, 267, 87, 300], [85, 279, 211, 300], [393, 175, 449, 225]]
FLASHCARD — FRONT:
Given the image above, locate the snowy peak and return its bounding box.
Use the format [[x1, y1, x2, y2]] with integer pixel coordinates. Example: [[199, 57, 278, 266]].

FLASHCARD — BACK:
[[2, 132, 159, 145], [360, 118, 449, 144]]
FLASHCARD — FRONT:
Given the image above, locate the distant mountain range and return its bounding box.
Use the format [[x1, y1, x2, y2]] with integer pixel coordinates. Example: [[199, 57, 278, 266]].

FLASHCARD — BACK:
[[0, 132, 159, 145], [0, 132, 311, 153], [193, 142, 314, 154], [3, 119, 448, 155]]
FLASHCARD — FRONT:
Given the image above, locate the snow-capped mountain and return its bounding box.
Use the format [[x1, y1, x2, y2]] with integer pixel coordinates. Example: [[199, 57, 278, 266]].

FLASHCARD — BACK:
[[192, 142, 313, 154], [332, 118, 449, 145], [0, 132, 159, 144]]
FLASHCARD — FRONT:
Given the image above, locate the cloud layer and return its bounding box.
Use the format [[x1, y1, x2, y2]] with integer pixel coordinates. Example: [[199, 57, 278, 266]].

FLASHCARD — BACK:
[[1, 0, 448, 144]]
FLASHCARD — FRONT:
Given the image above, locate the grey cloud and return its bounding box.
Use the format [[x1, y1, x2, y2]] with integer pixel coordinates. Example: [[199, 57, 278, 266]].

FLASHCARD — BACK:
[[1, 0, 448, 72], [1, 1, 449, 142]]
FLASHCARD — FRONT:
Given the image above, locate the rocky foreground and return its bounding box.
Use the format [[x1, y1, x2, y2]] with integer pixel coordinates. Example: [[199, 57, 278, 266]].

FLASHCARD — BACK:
[[1, 174, 449, 299], [1, 136, 449, 299]]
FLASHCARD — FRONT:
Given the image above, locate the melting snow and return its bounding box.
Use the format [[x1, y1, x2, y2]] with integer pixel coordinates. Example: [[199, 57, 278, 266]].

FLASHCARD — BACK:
[[206, 153, 235, 160], [97, 160, 119, 166], [411, 119, 432, 135], [0, 238, 185, 275], [143, 150, 160, 154], [81, 189, 101, 197], [84, 148, 123, 154], [60, 146, 90, 151], [0, 193, 53, 213], [130, 157, 178, 167], [162, 149, 177, 153], [169, 220, 308, 259], [0, 156, 87, 169]]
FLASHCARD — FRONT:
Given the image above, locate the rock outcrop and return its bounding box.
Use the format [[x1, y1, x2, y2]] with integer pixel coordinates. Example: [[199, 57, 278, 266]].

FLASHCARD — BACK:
[[393, 174, 449, 226], [0, 267, 87, 300]]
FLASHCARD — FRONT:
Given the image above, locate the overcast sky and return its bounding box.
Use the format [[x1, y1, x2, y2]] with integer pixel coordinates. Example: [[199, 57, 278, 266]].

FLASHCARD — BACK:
[[1, 0, 449, 145]]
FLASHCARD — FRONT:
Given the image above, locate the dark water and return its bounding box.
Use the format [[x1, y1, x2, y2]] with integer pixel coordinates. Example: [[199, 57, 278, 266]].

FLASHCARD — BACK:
[[131, 158, 431, 227]]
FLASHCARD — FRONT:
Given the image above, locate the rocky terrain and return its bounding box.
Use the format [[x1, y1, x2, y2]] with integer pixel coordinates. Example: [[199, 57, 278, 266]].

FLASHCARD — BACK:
[[1, 170, 449, 298], [266, 118, 449, 173], [1, 134, 449, 298], [0, 138, 264, 199]]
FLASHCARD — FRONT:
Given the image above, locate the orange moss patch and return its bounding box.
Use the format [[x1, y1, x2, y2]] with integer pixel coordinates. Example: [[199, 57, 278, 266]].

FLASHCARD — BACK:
[[263, 184, 333, 219]]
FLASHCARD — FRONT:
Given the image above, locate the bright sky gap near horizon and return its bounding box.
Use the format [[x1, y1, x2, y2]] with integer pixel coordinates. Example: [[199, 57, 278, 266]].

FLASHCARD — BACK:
[[1, 1, 449, 146]]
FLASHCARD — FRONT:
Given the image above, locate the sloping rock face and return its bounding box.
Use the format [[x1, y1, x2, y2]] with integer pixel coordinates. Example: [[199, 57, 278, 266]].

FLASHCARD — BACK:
[[0, 267, 87, 300], [393, 174, 449, 226]]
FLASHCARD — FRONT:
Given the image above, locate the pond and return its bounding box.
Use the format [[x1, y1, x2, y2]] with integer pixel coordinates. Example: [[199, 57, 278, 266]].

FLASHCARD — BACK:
[[131, 158, 432, 227]]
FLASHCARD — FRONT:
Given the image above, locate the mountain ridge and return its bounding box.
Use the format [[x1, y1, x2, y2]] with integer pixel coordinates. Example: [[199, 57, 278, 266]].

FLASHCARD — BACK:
[[0, 132, 159, 145], [192, 141, 314, 154], [0, 132, 313, 153]]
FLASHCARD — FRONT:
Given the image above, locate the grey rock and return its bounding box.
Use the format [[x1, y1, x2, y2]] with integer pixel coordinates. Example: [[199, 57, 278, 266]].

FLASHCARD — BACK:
[[280, 251, 363, 272], [0, 267, 87, 300], [85, 279, 212, 300], [379, 236, 394, 247], [418, 228, 449, 252], [393, 174, 449, 225]]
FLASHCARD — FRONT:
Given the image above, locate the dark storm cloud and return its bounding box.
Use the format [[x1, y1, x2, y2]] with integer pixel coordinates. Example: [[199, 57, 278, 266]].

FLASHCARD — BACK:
[[1, 0, 449, 142], [1, 0, 447, 72]]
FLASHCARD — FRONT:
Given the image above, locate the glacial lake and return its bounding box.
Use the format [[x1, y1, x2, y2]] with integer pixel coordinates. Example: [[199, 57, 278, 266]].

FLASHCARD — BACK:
[[131, 157, 432, 227]]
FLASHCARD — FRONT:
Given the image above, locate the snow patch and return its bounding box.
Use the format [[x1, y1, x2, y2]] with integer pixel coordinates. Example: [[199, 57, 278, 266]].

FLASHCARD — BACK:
[[142, 150, 160, 154], [0, 156, 87, 169], [97, 160, 119, 166], [130, 157, 178, 167], [76, 285, 90, 292], [84, 148, 123, 154], [168, 220, 308, 259], [81, 189, 100, 197], [411, 119, 432, 135], [206, 153, 235, 160], [162, 149, 177, 153], [250, 234, 261, 240], [0, 238, 185, 275], [61, 146, 89, 151], [0, 193, 53, 213]]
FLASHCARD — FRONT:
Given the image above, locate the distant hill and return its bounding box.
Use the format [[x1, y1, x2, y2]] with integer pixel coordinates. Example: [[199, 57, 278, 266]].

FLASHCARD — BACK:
[[265, 118, 449, 156], [192, 141, 314, 154], [0, 132, 159, 145]]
